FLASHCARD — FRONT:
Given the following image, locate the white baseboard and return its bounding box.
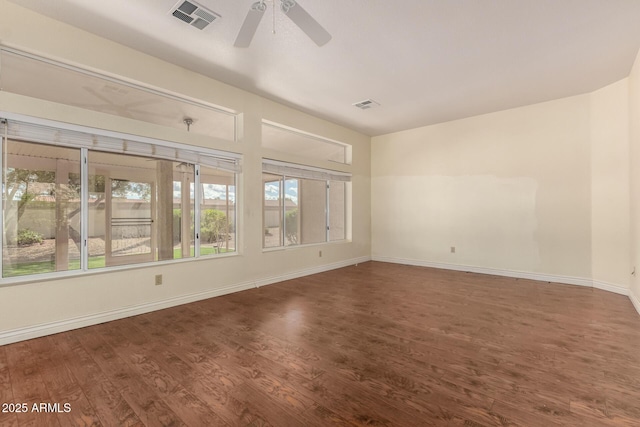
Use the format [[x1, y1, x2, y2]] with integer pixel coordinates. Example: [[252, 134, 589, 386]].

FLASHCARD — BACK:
[[630, 290, 640, 316], [0, 256, 370, 346], [593, 280, 630, 296], [372, 255, 594, 287], [254, 255, 371, 287], [375, 256, 640, 317], [2, 255, 635, 346], [0, 281, 256, 346]]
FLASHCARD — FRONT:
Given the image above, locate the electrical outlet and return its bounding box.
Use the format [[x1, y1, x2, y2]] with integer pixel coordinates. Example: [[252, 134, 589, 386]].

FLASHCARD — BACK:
[[319, 250, 323, 257], [450, 246, 456, 253], [155, 274, 163, 286]]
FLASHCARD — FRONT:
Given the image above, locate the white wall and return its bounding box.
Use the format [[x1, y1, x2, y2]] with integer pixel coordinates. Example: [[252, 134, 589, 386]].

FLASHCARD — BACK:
[[629, 49, 640, 313], [372, 95, 593, 281], [590, 80, 631, 290], [0, 1, 371, 343], [372, 78, 635, 295]]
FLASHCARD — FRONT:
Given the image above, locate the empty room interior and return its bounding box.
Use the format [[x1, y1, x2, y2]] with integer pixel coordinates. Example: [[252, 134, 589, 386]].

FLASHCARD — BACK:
[[1, 0, 640, 425]]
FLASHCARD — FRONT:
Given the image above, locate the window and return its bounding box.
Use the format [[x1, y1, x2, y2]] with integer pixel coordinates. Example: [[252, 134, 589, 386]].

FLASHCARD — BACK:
[[2, 141, 81, 277], [262, 121, 351, 164], [262, 160, 350, 249], [200, 166, 236, 255], [1, 116, 240, 279], [86, 152, 200, 268], [0, 48, 237, 140], [328, 181, 346, 241]]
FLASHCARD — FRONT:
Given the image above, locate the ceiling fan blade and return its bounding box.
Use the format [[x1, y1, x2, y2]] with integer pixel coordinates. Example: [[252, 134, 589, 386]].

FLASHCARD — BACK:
[[282, 1, 331, 46], [234, 2, 266, 48]]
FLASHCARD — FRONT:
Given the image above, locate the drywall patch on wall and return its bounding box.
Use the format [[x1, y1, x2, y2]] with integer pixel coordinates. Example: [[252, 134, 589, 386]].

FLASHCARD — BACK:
[[372, 174, 540, 272], [372, 93, 592, 280]]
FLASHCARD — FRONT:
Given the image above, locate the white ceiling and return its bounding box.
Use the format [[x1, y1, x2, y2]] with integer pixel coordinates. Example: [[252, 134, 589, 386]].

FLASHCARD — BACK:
[[10, 0, 640, 136]]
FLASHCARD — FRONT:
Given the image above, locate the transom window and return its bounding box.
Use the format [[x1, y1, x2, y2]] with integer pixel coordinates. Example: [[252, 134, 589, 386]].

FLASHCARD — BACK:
[[262, 121, 351, 164], [0, 48, 237, 141]]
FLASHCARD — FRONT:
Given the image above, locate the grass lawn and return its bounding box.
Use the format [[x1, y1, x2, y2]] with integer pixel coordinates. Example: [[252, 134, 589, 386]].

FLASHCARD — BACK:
[[3, 247, 233, 277], [3, 256, 106, 277], [173, 246, 229, 257]]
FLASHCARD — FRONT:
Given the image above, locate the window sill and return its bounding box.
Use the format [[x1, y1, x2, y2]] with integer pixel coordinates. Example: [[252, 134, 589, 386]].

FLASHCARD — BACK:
[[262, 239, 351, 253]]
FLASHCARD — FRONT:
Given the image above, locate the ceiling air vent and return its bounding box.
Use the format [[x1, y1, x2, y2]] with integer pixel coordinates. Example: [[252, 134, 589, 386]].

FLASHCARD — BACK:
[[353, 99, 380, 110], [170, 0, 220, 30]]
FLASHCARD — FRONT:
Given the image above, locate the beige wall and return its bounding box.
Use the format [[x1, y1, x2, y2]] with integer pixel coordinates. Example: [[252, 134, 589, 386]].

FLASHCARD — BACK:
[[373, 77, 637, 294], [630, 49, 640, 310], [372, 95, 593, 279], [0, 1, 371, 340], [590, 80, 631, 288]]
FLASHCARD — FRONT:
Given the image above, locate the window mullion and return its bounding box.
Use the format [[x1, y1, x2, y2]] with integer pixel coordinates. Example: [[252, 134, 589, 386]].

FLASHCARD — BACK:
[[80, 148, 89, 271], [195, 164, 201, 258], [325, 181, 330, 243], [281, 176, 286, 247], [0, 119, 6, 276]]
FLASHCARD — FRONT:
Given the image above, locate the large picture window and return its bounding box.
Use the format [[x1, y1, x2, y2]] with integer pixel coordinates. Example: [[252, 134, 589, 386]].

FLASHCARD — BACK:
[[262, 160, 349, 249], [1, 116, 240, 280]]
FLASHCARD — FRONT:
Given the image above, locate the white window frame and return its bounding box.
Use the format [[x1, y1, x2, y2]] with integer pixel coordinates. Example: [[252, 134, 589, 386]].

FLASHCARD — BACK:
[[0, 113, 241, 285], [262, 159, 350, 250]]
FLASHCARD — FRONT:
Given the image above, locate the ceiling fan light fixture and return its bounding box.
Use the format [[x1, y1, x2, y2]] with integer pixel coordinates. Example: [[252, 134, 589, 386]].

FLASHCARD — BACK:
[[280, 0, 296, 14], [252, 1, 267, 13], [235, 0, 331, 47]]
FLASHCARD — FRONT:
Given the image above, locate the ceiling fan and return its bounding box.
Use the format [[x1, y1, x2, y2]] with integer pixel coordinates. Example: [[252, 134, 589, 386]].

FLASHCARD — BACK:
[[234, 0, 332, 48]]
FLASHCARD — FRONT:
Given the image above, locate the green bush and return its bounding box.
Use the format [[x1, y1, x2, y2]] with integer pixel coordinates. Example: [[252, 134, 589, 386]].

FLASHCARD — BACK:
[[200, 209, 228, 243], [285, 208, 298, 244], [17, 228, 44, 246]]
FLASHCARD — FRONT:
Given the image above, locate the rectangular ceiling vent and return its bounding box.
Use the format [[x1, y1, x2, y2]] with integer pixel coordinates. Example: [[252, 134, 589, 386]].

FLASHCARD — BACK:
[[353, 99, 380, 110], [170, 0, 220, 30]]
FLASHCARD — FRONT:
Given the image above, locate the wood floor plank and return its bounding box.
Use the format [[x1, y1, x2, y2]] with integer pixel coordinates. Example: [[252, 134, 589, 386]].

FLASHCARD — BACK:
[[2, 261, 640, 426], [182, 299, 495, 426], [133, 306, 402, 426], [186, 283, 499, 415], [53, 332, 143, 427], [73, 328, 186, 427], [96, 321, 230, 427], [5, 341, 60, 427], [28, 337, 103, 426], [108, 315, 275, 426], [0, 347, 19, 427]]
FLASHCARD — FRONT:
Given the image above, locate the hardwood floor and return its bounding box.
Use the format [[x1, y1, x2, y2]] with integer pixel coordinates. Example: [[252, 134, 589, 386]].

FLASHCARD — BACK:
[[2, 261, 640, 426]]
